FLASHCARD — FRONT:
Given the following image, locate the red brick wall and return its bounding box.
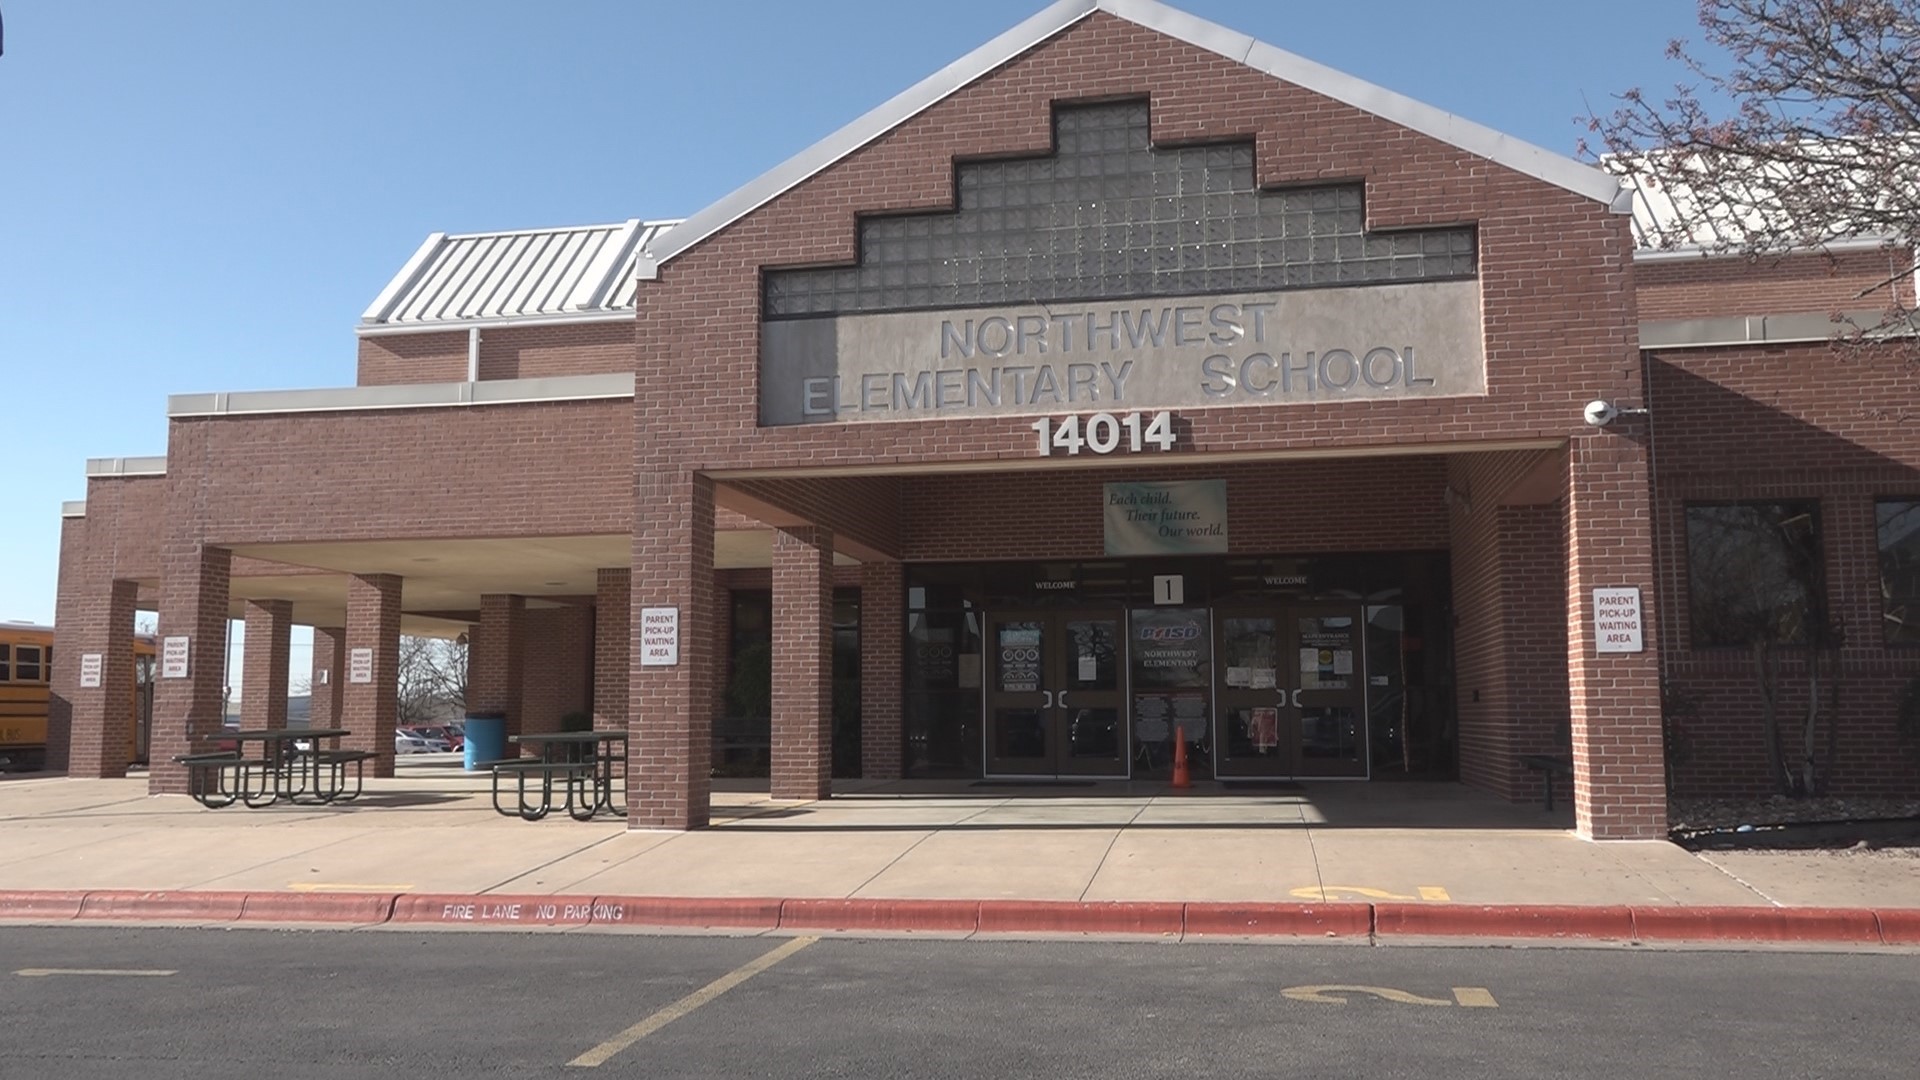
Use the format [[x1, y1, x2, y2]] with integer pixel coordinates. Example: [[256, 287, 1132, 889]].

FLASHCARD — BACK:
[[1636, 249, 1916, 322], [770, 526, 833, 799], [358, 322, 636, 386], [901, 457, 1450, 562], [358, 331, 466, 386], [1649, 341, 1920, 797], [593, 570, 629, 729], [522, 604, 593, 737], [167, 399, 631, 544], [477, 322, 634, 381], [340, 573, 400, 778], [240, 599, 292, 730]]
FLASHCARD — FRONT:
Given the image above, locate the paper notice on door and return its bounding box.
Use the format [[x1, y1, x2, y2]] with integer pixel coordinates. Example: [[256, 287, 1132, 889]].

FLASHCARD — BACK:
[[1248, 668, 1276, 689], [1078, 654, 1097, 681], [1226, 666, 1252, 688], [1333, 650, 1354, 675], [1299, 647, 1318, 673]]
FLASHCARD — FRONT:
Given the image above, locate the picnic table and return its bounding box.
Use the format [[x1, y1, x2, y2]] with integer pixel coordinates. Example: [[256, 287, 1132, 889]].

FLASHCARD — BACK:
[[174, 728, 370, 809], [489, 730, 628, 822]]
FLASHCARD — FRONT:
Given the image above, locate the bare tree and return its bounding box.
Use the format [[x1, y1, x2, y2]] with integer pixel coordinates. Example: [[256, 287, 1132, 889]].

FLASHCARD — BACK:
[[395, 635, 468, 726], [1586, 0, 1920, 339]]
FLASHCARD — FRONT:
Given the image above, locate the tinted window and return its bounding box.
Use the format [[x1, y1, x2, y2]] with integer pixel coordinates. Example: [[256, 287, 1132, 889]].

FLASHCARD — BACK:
[[1877, 498, 1920, 644], [1686, 502, 1824, 647]]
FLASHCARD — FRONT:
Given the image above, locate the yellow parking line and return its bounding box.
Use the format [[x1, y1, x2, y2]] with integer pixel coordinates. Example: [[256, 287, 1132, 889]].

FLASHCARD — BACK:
[[1452, 987, 1499, 1008], [567, 936, 818, 1068], [1418, 887, 1452, 902]]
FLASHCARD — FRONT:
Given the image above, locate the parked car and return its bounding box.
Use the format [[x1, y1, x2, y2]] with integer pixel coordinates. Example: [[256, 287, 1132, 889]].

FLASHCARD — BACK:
[[406, 724, 463, 752], [394, 730, 433, 755]]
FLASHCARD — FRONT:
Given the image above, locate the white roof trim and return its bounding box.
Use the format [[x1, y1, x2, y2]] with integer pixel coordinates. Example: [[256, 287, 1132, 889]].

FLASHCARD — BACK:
[[354, 309, 635, 337], [85, 456, 168, 478], [61, 500, 88, 519], [360, 233, 446, 323], [643, 0, 1624, 275]]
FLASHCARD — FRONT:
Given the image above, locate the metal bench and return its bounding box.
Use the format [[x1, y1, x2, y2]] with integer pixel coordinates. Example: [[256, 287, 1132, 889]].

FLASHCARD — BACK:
[[488, 759, 598, 821], [292, 748, 377, 803], [1518, 753, 1574, 811], [171, 751, 263, 809]]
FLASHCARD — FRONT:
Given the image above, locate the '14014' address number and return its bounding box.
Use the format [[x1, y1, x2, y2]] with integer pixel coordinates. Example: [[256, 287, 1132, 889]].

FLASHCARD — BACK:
[[1030, 411, 1176, 456]]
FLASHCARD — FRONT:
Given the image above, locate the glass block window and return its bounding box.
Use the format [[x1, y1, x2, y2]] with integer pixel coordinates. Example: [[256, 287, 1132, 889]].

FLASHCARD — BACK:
[[1686, 502, 1825, 648], [764, 100, 1476, 319], [1876, 498, 1920, 644]]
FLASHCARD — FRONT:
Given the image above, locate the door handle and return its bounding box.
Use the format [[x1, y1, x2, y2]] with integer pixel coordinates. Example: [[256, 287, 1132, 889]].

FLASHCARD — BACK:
[[1042, 690, 1054, 708], [1056, 690, 1070, 709], [1290, 688, 1302, 708]]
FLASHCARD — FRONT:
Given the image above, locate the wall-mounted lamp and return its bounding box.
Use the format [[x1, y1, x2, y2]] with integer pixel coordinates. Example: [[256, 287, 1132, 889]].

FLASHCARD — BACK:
[[1583, 399, 1650, 428]]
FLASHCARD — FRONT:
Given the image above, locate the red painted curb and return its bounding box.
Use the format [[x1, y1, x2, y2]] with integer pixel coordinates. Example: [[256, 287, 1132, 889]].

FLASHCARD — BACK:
[[1183, 902, 1373, 938], [780, 898, 980, 933], [1872, 909, 1920, 946], [1630, 905, 1881, 943], [1375, 903, 1635, 940], [0, 890, 88, 920], [239, 892, 398, 924], [76, 890, 249, 922], [391, 893, 598, 927], [976, 900, 1184, 936], [590, 896, 784, 929]]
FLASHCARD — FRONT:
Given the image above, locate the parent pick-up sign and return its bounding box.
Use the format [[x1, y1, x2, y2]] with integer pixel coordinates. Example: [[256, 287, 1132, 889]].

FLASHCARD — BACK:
[[1593, 587, 1644, 653], [640, 607, 679, 667]]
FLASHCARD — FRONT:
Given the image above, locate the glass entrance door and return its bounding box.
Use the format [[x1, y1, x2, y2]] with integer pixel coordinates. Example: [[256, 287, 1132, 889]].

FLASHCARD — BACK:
[[985, 612, 1126, 777], [1214, 604, 1368, 778]]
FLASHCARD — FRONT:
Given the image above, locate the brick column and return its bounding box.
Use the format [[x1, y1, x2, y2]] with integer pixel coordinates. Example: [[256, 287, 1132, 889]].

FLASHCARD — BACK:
[[630, 469, 715, 829], [1566, 435, 1667, 839], [859, 559, 904, 781], [471, 594, 526, 752], [341, 574, 401, 778], [308, 625, 345, 729], [149, 546, 231, 795], [58, 566, 139, 779], [772, 525, 832, 801], [594, 568, 630, 731], [240, 599, 292, 731]]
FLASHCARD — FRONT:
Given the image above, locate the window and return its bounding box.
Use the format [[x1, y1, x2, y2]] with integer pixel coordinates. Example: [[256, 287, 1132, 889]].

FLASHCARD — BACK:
[[1685, 502, 1824, 647], [14, 645, 43, 683], [1877, 498, 1920, 644], [0, 643, 9, 682]]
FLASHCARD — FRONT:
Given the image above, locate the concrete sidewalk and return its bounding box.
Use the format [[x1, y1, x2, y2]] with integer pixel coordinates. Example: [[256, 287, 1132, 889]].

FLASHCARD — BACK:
[[1, 764, 1915, 942]]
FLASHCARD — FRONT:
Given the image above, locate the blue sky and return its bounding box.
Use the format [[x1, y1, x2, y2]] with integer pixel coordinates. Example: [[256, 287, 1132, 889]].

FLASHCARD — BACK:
[[0, 0, 1707, 684]]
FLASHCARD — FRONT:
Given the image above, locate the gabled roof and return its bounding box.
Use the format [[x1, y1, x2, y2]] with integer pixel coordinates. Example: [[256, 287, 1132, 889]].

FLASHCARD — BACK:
[[360, 218, 680, 332], [640, 0, 1628, 278]]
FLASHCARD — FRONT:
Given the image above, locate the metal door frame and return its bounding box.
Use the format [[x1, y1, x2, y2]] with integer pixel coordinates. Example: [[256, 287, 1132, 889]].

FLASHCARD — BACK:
[[980, 608, 1132, 781]]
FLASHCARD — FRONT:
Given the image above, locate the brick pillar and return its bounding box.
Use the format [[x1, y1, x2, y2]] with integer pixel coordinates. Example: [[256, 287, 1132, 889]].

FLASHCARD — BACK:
[[309, 625, 345, 729], [149, 546, 231, 795], [594, 568, 630, 731], [1566, 435, 1666, 839], [341, 574, 401, 778], [472, 594, 526, 753], [630, 469, 715, 829], [772, 525, 832, 801], [860, 559, 904, 780], [59, 568, 139, 779], [240, 599, 292, 731]]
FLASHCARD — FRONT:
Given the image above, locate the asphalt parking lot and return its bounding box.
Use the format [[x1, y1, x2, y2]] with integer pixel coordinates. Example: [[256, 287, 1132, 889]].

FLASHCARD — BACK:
[[5, 927, 1918, 1078]]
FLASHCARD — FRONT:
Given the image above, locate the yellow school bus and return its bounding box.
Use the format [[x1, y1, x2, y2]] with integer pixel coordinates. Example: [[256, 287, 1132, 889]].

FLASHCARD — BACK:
[[0, 622, 157, 772]]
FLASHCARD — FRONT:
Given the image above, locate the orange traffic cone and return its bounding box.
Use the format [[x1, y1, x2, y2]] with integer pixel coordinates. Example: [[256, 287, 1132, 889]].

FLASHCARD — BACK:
[[1171, 729, 1191, 790]]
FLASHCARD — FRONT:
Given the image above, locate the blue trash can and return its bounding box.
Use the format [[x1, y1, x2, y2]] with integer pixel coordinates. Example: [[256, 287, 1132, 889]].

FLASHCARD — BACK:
[[463, 714, 506, 771]]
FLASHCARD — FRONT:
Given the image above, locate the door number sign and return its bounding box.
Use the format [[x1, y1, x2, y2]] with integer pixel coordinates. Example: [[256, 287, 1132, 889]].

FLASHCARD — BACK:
[[1031, 410, 1175, 456]]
